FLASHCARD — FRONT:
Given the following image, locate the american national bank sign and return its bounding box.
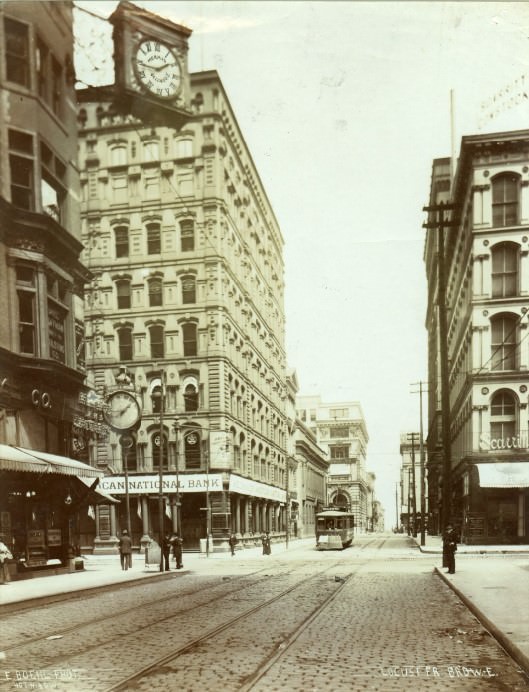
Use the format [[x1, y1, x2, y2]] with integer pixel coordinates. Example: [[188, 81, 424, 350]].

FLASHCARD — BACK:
[[99, 474, 223, 494], [479, 432, 529, 452]]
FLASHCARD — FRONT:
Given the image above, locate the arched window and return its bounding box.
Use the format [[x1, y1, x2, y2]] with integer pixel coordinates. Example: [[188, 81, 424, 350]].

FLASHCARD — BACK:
[[492, 243, 518, 298], [180, 219, 194, 251], [182, 275, 196, 304], [491, 314, 517, 370], [148, 277, 163, 307], [490, 391, 516, 441], [492, 173, 519, 227], [184, 383, 199, 412], [184, 430, 201, 469], [182, 323, 197, 356], [149, 325, 164, 359], [117, 327, 133, 360], [152, 431, 168, 470], [114, 226, 129, 258], [116, 279, 131, 309]]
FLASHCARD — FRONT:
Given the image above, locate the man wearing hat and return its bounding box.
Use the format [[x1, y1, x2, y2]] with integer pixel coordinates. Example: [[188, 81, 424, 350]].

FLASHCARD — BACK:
[[118, 529, 133, 570]]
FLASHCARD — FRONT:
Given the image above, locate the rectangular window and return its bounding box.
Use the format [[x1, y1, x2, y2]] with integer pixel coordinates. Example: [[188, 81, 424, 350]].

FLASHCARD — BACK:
[[144, 172, 160, 200], [10, 154, 34, 210], [150, 326, 164, 358], [180, 220, 195, 251], [147, 226, 161, 254], [18, 291, 35, 354], [112, 175, 128, 204], [116, 282, 131, 309], [5, 18, 29, 87], [115, 227, 129, 257], [330, 426, 349, 438], [182, 278, 196, 304], [329, 445, 349, 459], [183, 323, 197, 356], [118, 330, 133, 360], [330, 408, 347, 419]]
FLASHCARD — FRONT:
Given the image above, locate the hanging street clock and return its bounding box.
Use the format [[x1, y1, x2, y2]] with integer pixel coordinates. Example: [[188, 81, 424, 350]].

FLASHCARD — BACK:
[[110, 1, 193, 127]]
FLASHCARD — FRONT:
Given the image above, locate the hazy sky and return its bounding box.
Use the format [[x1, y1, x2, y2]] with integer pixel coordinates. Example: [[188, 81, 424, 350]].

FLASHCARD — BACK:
[[74, 1, 529, 519]]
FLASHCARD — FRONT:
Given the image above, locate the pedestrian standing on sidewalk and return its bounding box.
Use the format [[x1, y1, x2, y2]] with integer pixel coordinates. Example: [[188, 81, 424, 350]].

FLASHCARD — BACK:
[[443, 524, 457, 574], [0, 536, 12, 584], [162, 533, 172, 571], [228, 533, 237, 556], [119, 529, 132, 570], [173, 534, 184, 569]]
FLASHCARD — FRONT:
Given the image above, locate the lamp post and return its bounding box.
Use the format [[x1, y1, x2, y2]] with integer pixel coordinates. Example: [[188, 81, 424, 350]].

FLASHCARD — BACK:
[[153, 372, 165, 572], [173, 422, 181, 536]]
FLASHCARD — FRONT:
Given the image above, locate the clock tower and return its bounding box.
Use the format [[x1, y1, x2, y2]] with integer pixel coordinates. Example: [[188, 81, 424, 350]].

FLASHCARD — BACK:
[[110, 0, 192, 126]]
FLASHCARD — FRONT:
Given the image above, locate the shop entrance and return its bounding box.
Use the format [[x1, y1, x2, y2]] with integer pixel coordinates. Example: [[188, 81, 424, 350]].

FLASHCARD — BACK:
[[181, 494, 206, 550]]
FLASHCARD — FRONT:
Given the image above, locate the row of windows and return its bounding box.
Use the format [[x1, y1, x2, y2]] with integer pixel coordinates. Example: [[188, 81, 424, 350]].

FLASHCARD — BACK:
[[119, 434, 284, 483], [113, 221, 194, 258], [102, 138, 194, 166], [5, 17, 66, 119], [112, 275, 196, 310], [116, 323, 197, 361]]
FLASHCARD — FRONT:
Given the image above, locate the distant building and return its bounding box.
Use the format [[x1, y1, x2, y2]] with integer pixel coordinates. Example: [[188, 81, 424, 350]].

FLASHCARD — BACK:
[[285, 371, 328, 540], [425, 129, 529, 544], [296, 396, 371, 531]]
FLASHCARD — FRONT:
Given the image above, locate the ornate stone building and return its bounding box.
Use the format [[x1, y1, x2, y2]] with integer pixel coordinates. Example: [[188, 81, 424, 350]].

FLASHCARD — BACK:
[[425, 129, 529, 544], [77, 65, 288, 551]]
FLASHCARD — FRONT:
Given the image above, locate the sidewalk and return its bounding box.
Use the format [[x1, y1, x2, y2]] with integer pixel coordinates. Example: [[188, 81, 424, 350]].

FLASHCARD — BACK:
[[0, 538, 314, 612], [416, 535, 529, 676]]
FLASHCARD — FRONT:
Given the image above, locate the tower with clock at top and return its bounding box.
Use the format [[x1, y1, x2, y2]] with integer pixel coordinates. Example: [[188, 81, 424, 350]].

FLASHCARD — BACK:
[[110, 0, 193, 127]]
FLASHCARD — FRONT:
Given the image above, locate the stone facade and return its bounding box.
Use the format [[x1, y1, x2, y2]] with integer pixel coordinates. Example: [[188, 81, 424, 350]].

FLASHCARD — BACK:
[[77, 69, 288, 551]]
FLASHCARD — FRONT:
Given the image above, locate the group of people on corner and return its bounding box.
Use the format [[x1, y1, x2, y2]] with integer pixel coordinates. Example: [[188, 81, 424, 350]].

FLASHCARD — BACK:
[[163, 533, 184, 570], [442, 524, 458, 574], [118, 529, 184, 571]]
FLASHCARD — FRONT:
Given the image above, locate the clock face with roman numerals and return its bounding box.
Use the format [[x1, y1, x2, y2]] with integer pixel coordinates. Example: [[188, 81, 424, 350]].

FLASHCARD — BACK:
[[133, 39, 181, 99]]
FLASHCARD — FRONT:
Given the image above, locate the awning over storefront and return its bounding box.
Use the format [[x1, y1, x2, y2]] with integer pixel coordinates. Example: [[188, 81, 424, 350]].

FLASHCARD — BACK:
[[475, 462, 529, 488], [0, 444, 118, 504], [0, 444, 99, 477]]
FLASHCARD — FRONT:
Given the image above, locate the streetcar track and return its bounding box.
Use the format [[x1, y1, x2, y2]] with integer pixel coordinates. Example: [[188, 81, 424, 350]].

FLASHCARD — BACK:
[[238, 570, 356, 692], [102, 560, 346, 692], [0, 565, 287, 655]]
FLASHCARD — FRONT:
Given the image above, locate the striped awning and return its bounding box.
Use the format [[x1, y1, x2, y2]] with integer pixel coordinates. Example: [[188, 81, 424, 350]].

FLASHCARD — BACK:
[[475, 462, 529, 488], [0, 444, 99, 478]]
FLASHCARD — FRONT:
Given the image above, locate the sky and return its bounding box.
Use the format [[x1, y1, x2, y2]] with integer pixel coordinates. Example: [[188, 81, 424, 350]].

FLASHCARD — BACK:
[[73, 1, 529, 522]]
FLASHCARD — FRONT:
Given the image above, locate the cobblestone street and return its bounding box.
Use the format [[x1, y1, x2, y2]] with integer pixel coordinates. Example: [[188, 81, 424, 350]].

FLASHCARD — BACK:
[[0, 535, 528, 691]]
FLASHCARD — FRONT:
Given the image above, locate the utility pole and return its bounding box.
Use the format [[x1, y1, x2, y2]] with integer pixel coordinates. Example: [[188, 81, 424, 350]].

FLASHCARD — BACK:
[[158, 371, 165, 572], [407, 467, 411, 536], [407, 432, 419, 538], [395, 482, 399, 532], [423, 202, 455, 531], [411, 382, 428, 546]]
